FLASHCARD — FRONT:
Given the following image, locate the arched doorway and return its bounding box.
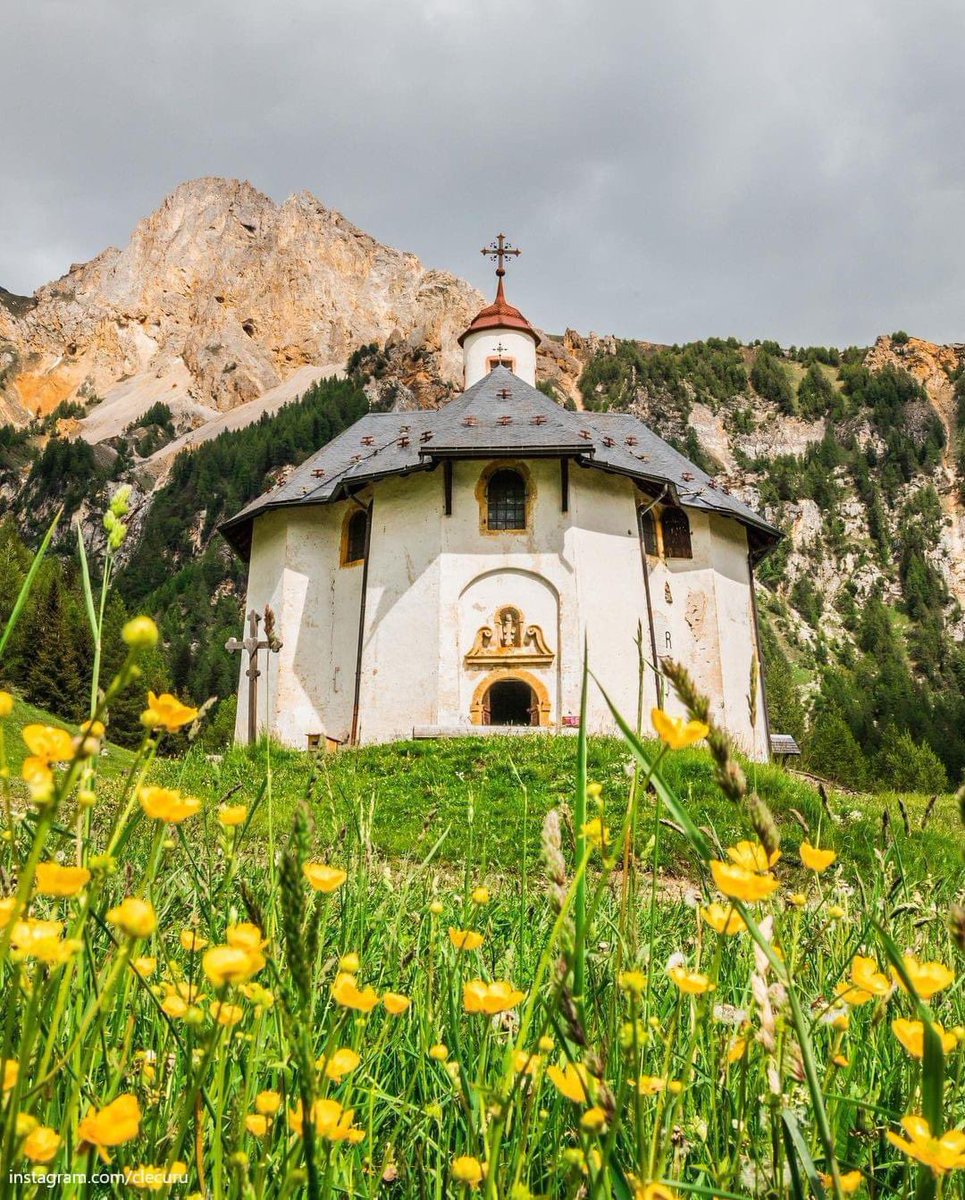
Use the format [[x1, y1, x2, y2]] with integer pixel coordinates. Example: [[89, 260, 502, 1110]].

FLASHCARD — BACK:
[[484, 679, 537, 726]]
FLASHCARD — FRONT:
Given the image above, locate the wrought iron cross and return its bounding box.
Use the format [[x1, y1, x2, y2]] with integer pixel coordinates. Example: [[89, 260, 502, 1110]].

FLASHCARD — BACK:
[[480, 233, 521, 279], [226, 607, 283, 744]]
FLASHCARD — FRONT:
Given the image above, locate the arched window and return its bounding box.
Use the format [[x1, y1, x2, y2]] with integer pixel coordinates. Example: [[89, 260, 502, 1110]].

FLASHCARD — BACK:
[[342, 508, 368, 566], [487, 469, 527, 530], [661, 508, 693, 559], [639, 508, 658, 556]]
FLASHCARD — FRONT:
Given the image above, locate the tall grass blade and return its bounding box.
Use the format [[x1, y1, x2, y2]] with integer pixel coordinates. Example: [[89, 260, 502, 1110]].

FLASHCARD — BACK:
[[0, 508, 61, 663]]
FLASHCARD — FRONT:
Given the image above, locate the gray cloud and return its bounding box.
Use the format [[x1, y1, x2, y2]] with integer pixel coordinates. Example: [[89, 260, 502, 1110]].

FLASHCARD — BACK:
[[2, 0, 963, 345]]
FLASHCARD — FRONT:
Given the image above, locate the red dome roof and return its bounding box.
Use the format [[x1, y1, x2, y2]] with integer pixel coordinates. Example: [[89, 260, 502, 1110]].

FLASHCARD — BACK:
[[457, 279, 539, 347]]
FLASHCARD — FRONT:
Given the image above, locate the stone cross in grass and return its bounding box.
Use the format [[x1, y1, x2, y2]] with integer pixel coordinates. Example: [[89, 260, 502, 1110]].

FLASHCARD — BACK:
[[226, 607, 282, 744]]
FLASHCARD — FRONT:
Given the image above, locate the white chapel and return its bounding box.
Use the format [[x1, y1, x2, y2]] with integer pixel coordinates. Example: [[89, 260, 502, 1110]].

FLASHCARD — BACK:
[[221, 240, 780, 759]]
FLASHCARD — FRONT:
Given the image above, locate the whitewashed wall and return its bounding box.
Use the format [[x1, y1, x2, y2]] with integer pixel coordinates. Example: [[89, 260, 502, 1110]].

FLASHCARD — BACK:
[[462, 328, 537, 387]]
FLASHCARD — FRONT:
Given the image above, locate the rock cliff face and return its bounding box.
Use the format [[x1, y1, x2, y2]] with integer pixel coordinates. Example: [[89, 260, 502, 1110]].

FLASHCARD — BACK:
[[0, 177, 486, 430]]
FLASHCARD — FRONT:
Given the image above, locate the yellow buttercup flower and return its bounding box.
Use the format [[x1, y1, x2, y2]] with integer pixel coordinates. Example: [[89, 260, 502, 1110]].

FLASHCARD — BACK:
[[819, 1172, 862, 1194], [652, 708, 709, 750], [428, 1043, 449, 1061], [210, 1000, 245, 1026], [245, 1114, 268, 1137], [448, 927, 484, 951], [317, 1048, 361, 1081], [22, 724, 75, 763], [700, 903, 745, 936], [339, 952, 360, 973], [710, 860, 778, 902], [332, 972, 379, 1012], [667, 965, 715, 995], [0, 897, 17, 928], [546, 1061, 589, 1103], [255, 1090, 281, 1115], [202, 945, 265, 987], [122, 616, 158, 649], [0, 691, 13, 718], [850, 956, 893, 1000], [34, 862, 91, 897], [471, 886, 490, 906], [581, 818, 610, 849], [462, 979, 525, 1014], [107, 897, 157, 939], [726, 840, 781, 872], [726, 1038, 747, 1064], [161, 995, 188, 1019], [288, 1098, 364, 1143], [217, 804, 248, 828], [180, 929, 208, 952], [893, 955, 955, 999], [140, 691, 199, 733], [618, 969, 648, 995], [303, 863, 347, 892], [76, 1094, 142, 1162], [383, 991, 411, 1015], [637, 1074, 666, 1094], [800, 841, 836, 872], [139, 786, 201, 824], [886, 1115, 965, 1174], [3, 1060, 19, 1090], [891, 1018, 958, 1058], [581, 1107, 607, 1133], [512, 1050, 541, 1075], [22, 1126, 60, 1164], [452, 1156, 484, 1188], [227, 923, 266, 952]]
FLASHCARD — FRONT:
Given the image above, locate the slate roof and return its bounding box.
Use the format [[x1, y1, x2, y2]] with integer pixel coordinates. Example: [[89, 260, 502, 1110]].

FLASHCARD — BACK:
[[220, 366, 780, 559]]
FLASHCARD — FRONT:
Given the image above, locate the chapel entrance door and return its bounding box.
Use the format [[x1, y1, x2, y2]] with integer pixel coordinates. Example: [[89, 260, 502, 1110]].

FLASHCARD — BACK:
[[483, 679, 538, 726]]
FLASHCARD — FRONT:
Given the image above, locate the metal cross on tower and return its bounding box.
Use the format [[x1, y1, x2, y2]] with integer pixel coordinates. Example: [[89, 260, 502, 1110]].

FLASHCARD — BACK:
[[226, 607, 283, 744], [480, 233, 521, 279]]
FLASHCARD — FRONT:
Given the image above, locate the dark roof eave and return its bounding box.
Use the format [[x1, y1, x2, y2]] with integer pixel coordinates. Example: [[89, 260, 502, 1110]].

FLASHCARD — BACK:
[[420, 445, 594, 460]]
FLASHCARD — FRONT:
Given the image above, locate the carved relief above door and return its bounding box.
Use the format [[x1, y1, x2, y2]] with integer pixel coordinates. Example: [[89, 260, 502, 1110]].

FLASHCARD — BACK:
[[464, 605, 555, 669]]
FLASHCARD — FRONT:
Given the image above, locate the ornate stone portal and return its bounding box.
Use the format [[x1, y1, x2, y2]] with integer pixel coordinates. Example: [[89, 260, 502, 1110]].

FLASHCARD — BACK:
[[464, 605, 555, 669]]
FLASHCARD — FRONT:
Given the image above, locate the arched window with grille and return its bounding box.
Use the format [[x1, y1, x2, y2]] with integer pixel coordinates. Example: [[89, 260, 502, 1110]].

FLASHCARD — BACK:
[[661, 508, 693, 559], [486, 469, 527, 531], [341, 507, 369, 566], [639, 508, 658, 556]]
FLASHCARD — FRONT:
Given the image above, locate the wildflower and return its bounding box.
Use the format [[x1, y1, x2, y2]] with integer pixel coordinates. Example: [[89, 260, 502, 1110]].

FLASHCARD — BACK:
[[538, 1035, 555, 1052], [139, 786, 201, 824], [891, 1018, 958, 1058], [788, 893, 807, 908], [288, 1098, 364, 1143], [240, 981, 274, 1010], [819, 1171, 862, 1194], [832, 1054, 849, 1068], [11, 924, 83, 965], [339, 952, 360, 973], [384, 991, 411, 1015], [0, 897, 17, 927], [512, 1050, 541, 1075], [463, 979, 525, 1014], [850, 956, 893, 1002], [581, 818, 610, 849], [107, 897, 157, 939], [637, 1075, 666, 1095], [547, 1061, 589, 1103], [827, 904, 846, 919], [255, 1090, 281, 1115], [217, 804, 248, 828], [122, 616, 159, 650], [581, 1107, 607, 1133], [23, 723, 75, 763], [140, 691, 199, 733], [22, 1126, 60, 1164], [652, 707, 709, 749], [452, 1156, 484, 1188], [471, 886, 490, 905], [429, 900, 444, 915], [0, 691, 12, 718], [317, 1048, 361, 1081], [710, 860, 778, 902], [449, 927, 484, 951], [800, 841, 836, 872], [125, 1163, 189, 1191], [161, 995, 188, 1019], [210, 1000, 245, 1026], [893, 955, 955, 999], [886, 1115, 965, 1174], [245, 1114, 268, 1137], [303, 863, 347, 892], [700, 903, 745, 936], [180, 929, 208, 952], [202, 945, 265, 987], [77, 1093, 142, 1162], [332, 972, 379, 1012], [618, 969, 648, 994], [429, 1044, 449, 1061], [668, 965, 715, 995], [726, 840, 780, 871], [727, 1038, 747, 1063], [3, 1060, 19, 1090], [34, 862, 90, 897], [226, 922, 265, 952]]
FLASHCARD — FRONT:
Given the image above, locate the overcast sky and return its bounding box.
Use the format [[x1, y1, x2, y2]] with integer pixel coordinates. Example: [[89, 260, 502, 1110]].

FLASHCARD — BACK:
[[2, 0, 963, 346]]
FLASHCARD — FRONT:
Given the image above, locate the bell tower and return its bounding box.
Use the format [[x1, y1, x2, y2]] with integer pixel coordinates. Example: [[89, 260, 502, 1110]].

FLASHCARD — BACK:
[[459, 234, 539, 388]]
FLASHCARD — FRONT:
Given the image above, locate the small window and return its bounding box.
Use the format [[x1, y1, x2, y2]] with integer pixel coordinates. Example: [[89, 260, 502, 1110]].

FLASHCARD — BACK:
[[487, 469, 527, 530], [487, 356, 515, 372], [342, 508, 368, 565], [639, 508, 658, 556], [661, 508, 693, 559]]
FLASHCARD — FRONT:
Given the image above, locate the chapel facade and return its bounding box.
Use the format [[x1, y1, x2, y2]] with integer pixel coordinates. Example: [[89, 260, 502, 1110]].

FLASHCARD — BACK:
[[221, 240, 780, 759]]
